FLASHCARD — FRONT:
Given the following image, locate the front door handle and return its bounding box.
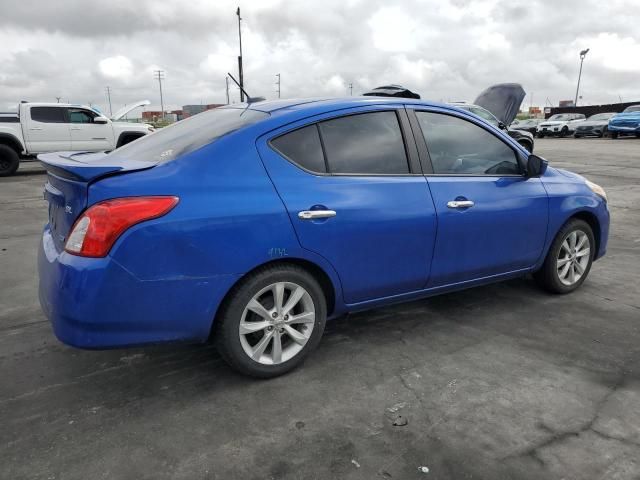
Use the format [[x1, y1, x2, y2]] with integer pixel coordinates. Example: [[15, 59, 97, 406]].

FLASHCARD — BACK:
[[298, 210, 336, 220], [447, 200, 475, 209], [30, 127, 43, 131]]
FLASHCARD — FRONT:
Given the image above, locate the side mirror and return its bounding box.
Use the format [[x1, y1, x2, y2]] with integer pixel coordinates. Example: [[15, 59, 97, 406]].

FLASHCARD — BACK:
[[94, 116, 109, 124], [526, 154, 548, 177]]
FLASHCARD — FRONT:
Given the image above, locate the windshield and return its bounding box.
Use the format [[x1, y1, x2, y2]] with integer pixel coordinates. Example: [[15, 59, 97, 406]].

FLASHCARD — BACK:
[[588, 113, 614, 121], [624, 105, 640, 112], [548, 114, 570, 121], [106, 107, 268, 164]]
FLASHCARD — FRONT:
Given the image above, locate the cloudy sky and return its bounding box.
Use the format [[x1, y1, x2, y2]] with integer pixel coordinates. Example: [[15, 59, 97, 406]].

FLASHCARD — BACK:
[[0, 0, 638, 115]]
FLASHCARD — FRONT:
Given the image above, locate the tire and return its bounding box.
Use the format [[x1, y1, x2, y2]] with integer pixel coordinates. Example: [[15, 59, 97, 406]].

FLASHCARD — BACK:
[[610, 132, 618, 139], [573, 134, 582, 138], [537, 132, 544, 138], [533, 219, 595, 294], [559, 126, 569, 138], [600, 127, 608, 138], [215, 264, 327, 378], [0, 144, 19, 177]]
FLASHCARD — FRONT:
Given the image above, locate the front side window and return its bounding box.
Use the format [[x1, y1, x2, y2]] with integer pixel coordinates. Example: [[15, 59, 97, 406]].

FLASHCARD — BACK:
[[271, 125, 326, 173], [68, 109, 97, 124], [416, 111, 521, 175], [31, 107, 67, 123], [318, 111, 409, 174]]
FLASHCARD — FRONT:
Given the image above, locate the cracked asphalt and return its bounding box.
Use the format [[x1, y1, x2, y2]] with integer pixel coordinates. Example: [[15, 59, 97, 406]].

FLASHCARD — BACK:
[[1, 138, 639, 480]]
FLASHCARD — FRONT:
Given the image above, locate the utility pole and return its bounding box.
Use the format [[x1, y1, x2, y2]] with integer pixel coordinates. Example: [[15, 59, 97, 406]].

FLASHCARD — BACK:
[[574, 48, 589, 107], [105, 86, 113, 117], [275, 73, 281, 98], [154, 70, 165, 119], [236, 7, 245, 102], [225, 77, 230, 104], [55, 97, 62, 103], [349, 83, 353, 96]]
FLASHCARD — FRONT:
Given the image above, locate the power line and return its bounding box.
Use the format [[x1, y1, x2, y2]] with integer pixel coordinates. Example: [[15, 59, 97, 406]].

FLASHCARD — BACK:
[[154, 70, 165, 119], [105, 86, 113, 117], [275, 73, 281, 98]]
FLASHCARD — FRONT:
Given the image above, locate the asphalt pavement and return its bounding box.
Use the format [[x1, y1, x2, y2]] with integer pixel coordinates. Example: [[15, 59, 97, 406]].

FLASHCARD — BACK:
[[1, 138, 639, 479]]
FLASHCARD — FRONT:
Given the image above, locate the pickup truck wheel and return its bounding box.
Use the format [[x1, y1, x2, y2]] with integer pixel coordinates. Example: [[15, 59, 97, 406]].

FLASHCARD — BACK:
[[0, 144, 19, 177]]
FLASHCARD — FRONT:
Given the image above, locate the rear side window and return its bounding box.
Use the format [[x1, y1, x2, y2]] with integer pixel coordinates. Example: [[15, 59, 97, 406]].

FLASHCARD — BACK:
[[416, 111, 520, 175], [106, 107, 268, 163], [319, 111, 409, 174], [271, 125, 326, 173], [31, 107, 67, 123]]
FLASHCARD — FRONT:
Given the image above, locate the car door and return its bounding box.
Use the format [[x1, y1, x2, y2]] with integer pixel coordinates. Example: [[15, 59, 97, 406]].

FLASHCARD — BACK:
[[257, 107, 438, 305], [24, 106, 71, 152], [68, 108, 114, 151], [408, 107, 548, 287]]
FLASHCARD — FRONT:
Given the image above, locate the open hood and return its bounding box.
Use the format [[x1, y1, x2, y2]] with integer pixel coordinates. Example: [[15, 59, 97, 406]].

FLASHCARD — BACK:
[[111, 100, 151, 121], [473, 83, 525, 125]]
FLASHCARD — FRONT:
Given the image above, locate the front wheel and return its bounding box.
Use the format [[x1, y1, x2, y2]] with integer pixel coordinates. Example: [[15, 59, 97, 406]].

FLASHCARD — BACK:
[[0, 144, 19, 177], [534, 219, 594, 294], [559, 126, 569, 138], [610, 132, 618, 139], [215, 265, 327, 378]]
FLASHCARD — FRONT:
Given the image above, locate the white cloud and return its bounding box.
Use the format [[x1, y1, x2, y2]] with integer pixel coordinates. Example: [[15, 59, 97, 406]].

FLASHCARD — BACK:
[[99, 55, 133, 79]]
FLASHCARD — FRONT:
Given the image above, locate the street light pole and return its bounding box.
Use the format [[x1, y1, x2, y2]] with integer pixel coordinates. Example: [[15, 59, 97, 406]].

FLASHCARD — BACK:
[[275, 73, 281, 98], [237, 7, 244, 102], [574, 48, 589, 107]]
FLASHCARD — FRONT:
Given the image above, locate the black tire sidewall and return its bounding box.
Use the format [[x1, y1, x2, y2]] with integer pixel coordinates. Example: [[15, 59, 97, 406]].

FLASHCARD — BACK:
[[216, 266, 327, 378], [0, 145, 19, 177], [537, 219, 595, 294]]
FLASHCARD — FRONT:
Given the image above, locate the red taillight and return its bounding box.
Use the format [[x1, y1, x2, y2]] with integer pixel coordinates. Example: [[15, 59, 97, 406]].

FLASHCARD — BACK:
[[65, 196, 179, 257]]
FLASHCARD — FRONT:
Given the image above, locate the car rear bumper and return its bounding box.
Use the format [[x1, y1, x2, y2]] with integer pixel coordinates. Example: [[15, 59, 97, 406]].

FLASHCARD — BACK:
[[38, 226, 239, 349]]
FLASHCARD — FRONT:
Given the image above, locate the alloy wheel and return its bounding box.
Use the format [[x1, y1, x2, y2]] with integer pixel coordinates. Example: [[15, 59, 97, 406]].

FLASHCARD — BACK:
[[556, 230, 591, 286], [239, 282, 316, 365]]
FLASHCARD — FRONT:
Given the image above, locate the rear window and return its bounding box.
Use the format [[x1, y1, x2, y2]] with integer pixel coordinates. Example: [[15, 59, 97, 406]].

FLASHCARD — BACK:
[[31, 107, 67, 123], [106, 107, 268, 163]]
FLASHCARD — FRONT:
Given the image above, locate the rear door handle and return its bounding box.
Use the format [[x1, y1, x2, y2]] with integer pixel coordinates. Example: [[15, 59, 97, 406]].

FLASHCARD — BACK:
[[70, 127, 82, 130], [447, 200, 475, 209], [30, 127, 43, 131], [298, 210, 336, 220]]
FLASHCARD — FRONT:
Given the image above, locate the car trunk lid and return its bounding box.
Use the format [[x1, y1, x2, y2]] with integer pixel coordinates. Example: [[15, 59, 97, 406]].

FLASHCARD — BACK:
[[39, 151, 155, 251]]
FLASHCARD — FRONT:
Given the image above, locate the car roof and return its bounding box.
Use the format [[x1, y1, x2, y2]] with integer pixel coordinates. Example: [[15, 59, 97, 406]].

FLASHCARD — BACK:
[[235, 96, 449, 114]]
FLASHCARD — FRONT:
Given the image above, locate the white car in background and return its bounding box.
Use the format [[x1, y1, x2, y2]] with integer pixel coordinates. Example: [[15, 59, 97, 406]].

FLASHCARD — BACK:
[[537, 113, 586, 138], [0, 100, 153, 176]]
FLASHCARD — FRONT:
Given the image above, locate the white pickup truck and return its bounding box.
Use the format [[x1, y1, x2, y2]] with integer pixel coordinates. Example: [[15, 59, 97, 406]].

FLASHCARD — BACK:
[[0, 100, 154, 176]]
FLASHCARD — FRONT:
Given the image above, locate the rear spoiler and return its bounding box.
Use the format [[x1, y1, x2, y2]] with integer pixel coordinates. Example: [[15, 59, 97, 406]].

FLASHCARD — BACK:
[[38, 151, 154, 182]]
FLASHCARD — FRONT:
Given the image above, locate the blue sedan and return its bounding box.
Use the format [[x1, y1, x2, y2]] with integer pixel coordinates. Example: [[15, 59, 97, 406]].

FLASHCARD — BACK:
[[38, 97, 610, 377]]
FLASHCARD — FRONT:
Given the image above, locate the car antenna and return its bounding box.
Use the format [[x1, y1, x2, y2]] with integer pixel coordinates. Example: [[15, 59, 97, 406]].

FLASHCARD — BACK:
[[227, 73, 265, 105]]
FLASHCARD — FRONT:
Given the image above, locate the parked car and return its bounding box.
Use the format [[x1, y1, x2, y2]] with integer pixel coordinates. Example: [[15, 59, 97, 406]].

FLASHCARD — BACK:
[[452, 103, 535, 152], [573, 113, 616, 138], [0, 100, 153, 176], [537, 113, 586, 137], [608, 105, 640, 139], [38, 97, 609, 378], [511, 118, 543, 136]]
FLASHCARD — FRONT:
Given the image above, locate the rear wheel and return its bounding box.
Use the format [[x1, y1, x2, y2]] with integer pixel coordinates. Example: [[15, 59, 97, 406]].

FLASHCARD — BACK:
[[600, 127, 608, 138], [0, 144, 19, 177], [215, 265, 327, 378], [534, 219, 594, 294]]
